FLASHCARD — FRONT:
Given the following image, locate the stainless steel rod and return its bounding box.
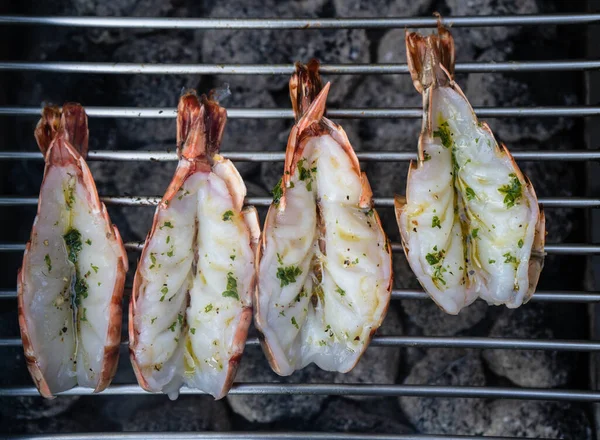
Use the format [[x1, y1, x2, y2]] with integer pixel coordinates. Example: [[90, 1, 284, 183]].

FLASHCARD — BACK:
[[2, 383, 600, 401], [0, 196, 597, 208], [1, 60, 599, 75], [2, 150, 599, 162], [0, 433, 541, 440], [2, 242, 595, 254], [0, 14, 598, 29], [3, 336, 600, 351], [1, 106, 599, 119], [1, 288, 598, 303]]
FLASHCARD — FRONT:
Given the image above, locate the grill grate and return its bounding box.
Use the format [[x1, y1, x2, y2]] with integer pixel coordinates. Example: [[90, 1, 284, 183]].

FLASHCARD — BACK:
[[0, 10, 598, 440]]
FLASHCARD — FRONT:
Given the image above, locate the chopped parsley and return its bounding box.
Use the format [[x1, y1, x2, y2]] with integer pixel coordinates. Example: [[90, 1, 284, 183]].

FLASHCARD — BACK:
[[465, 187, 476, 201], [498, 174, 522, 208], [423, 151, 431, 161], [160, 221, 174, 230], [168, 321, 177, 332], [44, 254, 52, 272], [222, 272, 240, 300], [433, 121, 453, 149], [472, 228, 479, 239], [335, 286, 346, 296], [503, 252, 518, 266], [149, 253, 157, 269], [230, 254, 236, 261], [85, 239, 92, 245], [319, 340, 327, 346], [63, 229, 82, 264], [425, 249, 444, 266], [489, 259, 496, 264], [166, 236, 171, 244], [222, 210, 234, 221], [432, 215, 441, 229], [272, 178, 283, 206], [518, 239, 524, 248], [291, 316, 299, 329], [160, 285, 168, 301], [74, 278, 88, 304], [151, 317, 157, 324], [177, 313, 184, 325], [191, 328, 196, 335], [80, 307, 88, 322], [167, 248, 174, 257], [91, 263, 99, 273], [205, 304, 213, 313], [276, 264, 302, 287]]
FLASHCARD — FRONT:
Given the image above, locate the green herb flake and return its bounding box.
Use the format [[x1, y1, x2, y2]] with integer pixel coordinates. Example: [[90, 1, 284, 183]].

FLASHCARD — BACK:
[[423, 151, 431, 161], [318, 340, 327, 346], [191, 328, 196, 335], [44, 254, 52, 272], [168, 321, 177, 332], [488, 259, 496, 264], [166, 236, 171, 244], [230, 254, 236, 261], [503, 252, 518, 265], [91, 263, 99, 273], [518, 239, 524, 248], [291, 316, 299, 330], [272, 178, 283, 206], [276, 265, 303, 287], [222, 210, 234, 221], [433, 121, 453, 149], [167, 248, 174, 258], [74, 278, 89, 304], [498, 174, 523, 208], [151, 317, 157, 324], [426, 251, 444, 266], [149, 253, 157, 269], [63, 229, 82, 264], [335, 286, 346, 296], [205, 304, 213, 313], [177, 313, 184, 325], [85, 239, 92, 245], [160, 221, 174, 230], [465, 187, 476, 201], [160, 285, 168, 302], [80, 308, 88, 322], [222, 272, 240, 300], [472, 228, 479, 239], [432, 215, 441, 229]]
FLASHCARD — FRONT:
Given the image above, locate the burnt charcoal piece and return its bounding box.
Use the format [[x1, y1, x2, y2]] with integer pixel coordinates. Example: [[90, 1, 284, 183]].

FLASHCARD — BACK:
[[334, 0, 433, 17], [483, 306, 574, 388], [310, 398, 414, 433], [203, 0, 369, 101], [483, 400, 592, 439], [446, 0, 538, 48], [113, 35, 201, 145], [119, 396, 232, 431], [0, 396, 79, 420], [401, 299, 489, 336], [399, 349, 490, 435], [227, 345, 334, 422]]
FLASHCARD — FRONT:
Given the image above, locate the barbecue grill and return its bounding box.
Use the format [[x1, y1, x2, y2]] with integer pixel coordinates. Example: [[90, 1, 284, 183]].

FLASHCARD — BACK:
[[0, 3, 599, 439]]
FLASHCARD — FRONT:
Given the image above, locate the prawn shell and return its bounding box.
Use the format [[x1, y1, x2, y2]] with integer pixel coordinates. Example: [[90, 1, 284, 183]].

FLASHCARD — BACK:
[[19, 108, 127, 397]]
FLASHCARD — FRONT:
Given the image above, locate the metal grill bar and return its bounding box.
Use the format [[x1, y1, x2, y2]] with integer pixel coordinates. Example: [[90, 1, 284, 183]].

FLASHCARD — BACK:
[[0, 196, 596, 208], [3, 383, 600, 401], [2, 150, 599, 162], [1, 434, 546, 440], [1, 14, 599, 29], [2, 289, 598, 303], [3, 336, 600, 351], [2, 60, 600, 75], [0, 106, 598, 119], [1, 243, 593, 254]]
